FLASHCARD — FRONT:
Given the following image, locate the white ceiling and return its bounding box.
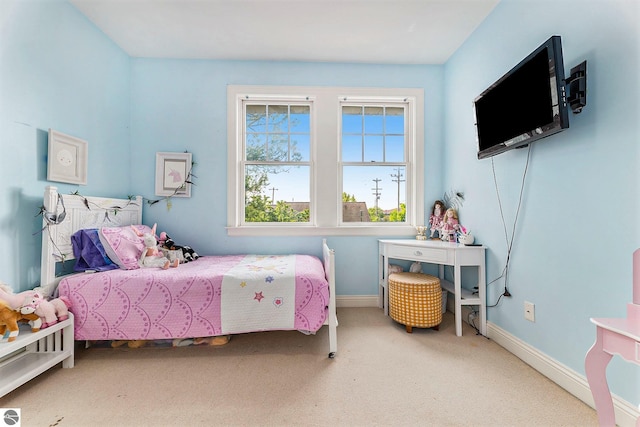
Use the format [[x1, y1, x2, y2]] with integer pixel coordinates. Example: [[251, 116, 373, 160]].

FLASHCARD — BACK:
[[70, 0, 500, 64]]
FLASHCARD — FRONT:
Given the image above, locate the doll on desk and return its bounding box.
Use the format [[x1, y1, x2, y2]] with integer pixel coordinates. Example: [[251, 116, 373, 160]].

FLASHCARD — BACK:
[[440, 208, 461, 242], [429, 200, 445, 239]]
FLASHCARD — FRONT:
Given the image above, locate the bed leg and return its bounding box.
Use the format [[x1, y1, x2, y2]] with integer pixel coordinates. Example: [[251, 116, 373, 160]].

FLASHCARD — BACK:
[[327, 313, 338, 359], [323, 239, 338, 359]]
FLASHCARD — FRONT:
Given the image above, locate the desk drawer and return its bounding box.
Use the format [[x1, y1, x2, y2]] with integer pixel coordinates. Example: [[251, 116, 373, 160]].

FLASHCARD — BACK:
[[387, 245, 449, 264]]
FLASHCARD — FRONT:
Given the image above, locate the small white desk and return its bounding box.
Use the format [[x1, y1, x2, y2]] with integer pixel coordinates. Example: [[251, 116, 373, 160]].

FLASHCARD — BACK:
[[379, 239, 486, 336]]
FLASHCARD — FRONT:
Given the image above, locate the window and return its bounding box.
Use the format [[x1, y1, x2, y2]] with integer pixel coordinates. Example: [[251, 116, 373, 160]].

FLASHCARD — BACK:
[[227, 85, 424, 236], [244, 103, 311, 223], [341, 104, 407, 223]]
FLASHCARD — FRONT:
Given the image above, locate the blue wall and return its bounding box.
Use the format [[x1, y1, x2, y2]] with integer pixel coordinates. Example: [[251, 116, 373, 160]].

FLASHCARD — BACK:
[[444, 0, 639, 406], [0, 0, 130, 289], [1, 0, 638, 409], [128, 59, 445, 296]]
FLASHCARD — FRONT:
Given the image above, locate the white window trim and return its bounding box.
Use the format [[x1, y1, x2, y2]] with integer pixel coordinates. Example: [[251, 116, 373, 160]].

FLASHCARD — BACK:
[[227, 85, 424, 237]]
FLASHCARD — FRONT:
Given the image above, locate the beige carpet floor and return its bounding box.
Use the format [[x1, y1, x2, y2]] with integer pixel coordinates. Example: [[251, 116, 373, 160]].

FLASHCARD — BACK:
[[0, 307, 597, 426]]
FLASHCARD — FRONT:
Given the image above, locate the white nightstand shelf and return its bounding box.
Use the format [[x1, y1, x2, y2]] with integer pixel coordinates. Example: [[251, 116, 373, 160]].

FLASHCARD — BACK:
[[0, 313, 74, 398]]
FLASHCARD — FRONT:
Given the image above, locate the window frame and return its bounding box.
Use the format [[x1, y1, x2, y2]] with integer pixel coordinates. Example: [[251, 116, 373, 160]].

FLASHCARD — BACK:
[[242, 99, 314, 226], [339, 99, 411, 225], [227, 85, 424, 237]]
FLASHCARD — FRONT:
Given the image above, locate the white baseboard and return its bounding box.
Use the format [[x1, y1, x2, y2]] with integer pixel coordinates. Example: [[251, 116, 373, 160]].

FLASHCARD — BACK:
[[488, 322, 639, 427], [336, 295, 378, 308]]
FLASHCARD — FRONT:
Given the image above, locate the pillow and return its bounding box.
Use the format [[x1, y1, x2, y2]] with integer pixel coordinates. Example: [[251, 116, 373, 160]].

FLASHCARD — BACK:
[[71, 228, 119, 272], [98, 225, 152, 270]]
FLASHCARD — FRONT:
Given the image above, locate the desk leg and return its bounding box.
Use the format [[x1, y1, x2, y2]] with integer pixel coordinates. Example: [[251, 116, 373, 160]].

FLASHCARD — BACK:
[[454, 263, 462, 337], [378, 253, 384, 310], [478, 261, 487, 336], [379, 254, 389, 315], [585, 326, 615, 427]]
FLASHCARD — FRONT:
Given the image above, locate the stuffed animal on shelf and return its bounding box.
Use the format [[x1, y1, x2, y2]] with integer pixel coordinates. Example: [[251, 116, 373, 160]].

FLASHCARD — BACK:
[[457, 225, 475, 245], [0, 300, 41, 342], [131, 223, 178, 269], [0, 282, 36, 311], [388, 264, 403, 275], [0, 282, 69, 330], [409, 261, 422, 273], [21, 293, 71, 329]]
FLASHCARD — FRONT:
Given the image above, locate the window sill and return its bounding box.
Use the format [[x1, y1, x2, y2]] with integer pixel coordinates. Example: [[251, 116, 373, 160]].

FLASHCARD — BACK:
[[226, 225, 418, 237]]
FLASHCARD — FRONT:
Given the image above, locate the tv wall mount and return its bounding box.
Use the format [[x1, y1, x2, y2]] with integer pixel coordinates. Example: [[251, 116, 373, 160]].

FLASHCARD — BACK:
[[564, 60, 587, 114]]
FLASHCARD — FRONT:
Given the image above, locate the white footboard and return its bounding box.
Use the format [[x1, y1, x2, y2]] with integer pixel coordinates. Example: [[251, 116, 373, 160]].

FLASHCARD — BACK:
[[322, 239, 337, 358]]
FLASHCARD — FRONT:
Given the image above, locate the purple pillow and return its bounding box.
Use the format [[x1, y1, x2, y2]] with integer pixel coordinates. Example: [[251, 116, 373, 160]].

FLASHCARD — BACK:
[[71, 229, 118, 272]]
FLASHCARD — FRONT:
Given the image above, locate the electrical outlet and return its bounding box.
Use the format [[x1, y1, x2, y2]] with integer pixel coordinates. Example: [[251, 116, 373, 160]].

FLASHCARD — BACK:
[[524, 301, 535, 322]]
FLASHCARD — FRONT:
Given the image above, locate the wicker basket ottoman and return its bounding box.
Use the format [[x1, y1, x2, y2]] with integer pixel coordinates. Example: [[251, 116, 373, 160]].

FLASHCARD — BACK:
[[388, 272, 442, 333]]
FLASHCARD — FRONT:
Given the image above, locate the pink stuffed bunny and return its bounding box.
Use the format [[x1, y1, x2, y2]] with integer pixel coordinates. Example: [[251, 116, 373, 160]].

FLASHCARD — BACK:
[[131, 223, 178, 269], [0, 282, 36, 310]]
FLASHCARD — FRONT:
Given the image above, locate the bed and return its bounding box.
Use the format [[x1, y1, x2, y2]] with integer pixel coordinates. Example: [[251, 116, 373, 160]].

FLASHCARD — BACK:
[[40, 186, 337, 358]]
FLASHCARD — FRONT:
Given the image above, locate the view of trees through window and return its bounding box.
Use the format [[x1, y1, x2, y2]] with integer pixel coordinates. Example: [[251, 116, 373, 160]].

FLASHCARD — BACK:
[[244, 103, 310, 223], [243, 102, 407, 223]]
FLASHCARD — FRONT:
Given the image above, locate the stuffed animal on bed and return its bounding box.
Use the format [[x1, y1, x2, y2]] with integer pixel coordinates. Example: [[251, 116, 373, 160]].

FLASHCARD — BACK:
[[131, 223, 178, 269], [158, 232, 200, 263]]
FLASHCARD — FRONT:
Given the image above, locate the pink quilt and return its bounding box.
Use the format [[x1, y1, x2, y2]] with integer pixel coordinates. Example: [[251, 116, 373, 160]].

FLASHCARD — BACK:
[[57, 255, 329, 341]]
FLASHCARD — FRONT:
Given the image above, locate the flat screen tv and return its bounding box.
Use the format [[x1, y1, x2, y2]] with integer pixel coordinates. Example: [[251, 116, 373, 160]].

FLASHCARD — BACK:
[[474, 35, 569, 159]]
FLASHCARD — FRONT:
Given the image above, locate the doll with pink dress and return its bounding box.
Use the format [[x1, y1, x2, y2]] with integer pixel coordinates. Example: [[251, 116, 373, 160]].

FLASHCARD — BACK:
[[429, 200, 445, 239], [441, 208, 461, 242]]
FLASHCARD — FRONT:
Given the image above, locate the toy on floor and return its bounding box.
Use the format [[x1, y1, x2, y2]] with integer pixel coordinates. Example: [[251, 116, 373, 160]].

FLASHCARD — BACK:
[[194, 335, 230, 346], [111, 340, 146, 349], [172, 338, 194, 347], [131, 223, 178, 269]]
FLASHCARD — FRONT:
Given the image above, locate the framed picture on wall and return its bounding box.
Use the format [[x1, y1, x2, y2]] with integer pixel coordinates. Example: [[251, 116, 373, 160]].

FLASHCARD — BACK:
[[47, 129, 88, 185], [155, 152, 192, 197]]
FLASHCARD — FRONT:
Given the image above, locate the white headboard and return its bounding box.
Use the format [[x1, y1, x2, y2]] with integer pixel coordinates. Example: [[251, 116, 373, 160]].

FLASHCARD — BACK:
[[40, 186, 143, 291]]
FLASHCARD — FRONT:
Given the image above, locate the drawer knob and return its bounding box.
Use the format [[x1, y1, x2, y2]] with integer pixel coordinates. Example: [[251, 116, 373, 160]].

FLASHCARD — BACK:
[[414, 250, 422, 256]]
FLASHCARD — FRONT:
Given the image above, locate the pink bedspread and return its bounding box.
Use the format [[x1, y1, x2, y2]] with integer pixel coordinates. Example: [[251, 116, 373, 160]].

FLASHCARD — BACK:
[[57, 255, 329, 341]]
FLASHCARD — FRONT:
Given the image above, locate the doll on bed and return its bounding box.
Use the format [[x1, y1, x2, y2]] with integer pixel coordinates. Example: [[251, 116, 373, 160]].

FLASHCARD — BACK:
[[131, 224, 178, 269]]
